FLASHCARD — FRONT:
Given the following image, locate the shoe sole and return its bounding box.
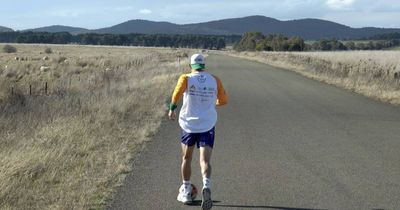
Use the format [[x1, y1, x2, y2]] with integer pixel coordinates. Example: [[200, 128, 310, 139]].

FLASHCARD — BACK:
[[201, 188, 212, 210]]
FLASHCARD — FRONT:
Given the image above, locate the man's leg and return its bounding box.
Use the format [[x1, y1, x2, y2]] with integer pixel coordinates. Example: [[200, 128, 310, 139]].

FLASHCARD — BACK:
[[199, 146, 213, 181], [181, 143, 195, 181], [200, 146, 213, 210], [177, 143, 195, 204]]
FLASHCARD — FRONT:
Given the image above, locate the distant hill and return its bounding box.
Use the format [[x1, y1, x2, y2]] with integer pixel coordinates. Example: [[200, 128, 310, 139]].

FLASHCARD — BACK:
[[95, 20, 180, 34], [8, 16, 400, 40], [94, 19, 231, 35], [183, 16, 400, 39], [0, 26, 13, 32], [184, 16, 282, 35], [24, 25, 89, 35], [94, 16, 400, 39]]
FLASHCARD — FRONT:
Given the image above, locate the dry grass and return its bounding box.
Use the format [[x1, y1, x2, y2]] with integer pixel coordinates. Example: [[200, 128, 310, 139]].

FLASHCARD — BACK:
[[0, 44, 191, 209], [226, 51, 400, 105]]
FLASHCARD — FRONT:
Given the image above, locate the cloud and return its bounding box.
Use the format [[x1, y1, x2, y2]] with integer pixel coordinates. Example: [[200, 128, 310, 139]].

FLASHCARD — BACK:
[[139, 9, 152, 14], [326, 0, 356, 10]]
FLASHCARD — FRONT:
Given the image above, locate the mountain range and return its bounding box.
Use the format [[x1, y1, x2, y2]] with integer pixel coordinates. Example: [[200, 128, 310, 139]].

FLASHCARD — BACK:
[[2, 16, 400, 40]]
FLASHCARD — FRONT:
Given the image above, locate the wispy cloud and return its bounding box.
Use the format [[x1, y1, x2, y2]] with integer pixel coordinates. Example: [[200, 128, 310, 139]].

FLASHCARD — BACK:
[[139, 9, 152, 14]]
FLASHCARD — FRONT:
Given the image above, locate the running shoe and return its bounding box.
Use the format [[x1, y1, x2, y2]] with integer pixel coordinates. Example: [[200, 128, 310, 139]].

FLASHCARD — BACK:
[[177, 184, 192, 204], [201, 187, 212, 210]]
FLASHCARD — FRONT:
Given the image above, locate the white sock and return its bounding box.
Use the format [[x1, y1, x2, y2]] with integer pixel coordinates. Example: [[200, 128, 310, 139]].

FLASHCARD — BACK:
[[182, 180, 191, 194], [203, 177, 211, 189]]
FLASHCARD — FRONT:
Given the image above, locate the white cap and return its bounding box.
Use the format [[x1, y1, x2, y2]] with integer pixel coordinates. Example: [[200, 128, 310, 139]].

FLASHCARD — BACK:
[[190, 54, 205, 65]]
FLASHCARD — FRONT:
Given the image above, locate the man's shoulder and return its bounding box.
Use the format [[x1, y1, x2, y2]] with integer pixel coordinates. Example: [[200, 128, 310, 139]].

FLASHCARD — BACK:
[[210, 74, 222, 82], [178, 73, 190, 79]]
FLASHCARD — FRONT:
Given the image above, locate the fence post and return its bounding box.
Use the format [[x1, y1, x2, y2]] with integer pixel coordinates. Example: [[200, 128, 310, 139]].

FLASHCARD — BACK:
[[45, 82, 48, 95], [29, 85, 32, 95], [11, 87, 14, 95]]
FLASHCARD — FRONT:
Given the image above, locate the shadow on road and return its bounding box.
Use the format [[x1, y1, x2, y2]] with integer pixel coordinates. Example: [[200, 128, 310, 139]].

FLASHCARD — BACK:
[[213, 204, 326, 210], [187, 200, 221, 206], [188, 200, 325, 210]]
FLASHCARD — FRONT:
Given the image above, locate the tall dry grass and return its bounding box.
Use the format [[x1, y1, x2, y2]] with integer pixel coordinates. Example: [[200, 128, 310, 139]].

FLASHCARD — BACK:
[[0, 44, 191, 209], [227, 51, 400, 105]]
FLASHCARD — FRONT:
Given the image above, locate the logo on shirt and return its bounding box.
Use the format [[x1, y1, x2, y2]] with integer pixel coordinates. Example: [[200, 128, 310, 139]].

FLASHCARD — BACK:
[[197, 75, 207, 83]]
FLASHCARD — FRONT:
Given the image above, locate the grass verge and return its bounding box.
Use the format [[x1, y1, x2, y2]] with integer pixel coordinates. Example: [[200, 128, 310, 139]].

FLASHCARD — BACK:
[[0, 44, 191, 209], [225, 51, 400, 106]]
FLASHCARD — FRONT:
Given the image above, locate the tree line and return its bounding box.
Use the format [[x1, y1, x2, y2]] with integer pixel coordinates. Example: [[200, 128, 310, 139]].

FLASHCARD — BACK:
[[0, 31, 231, 50], [310, 39, 400, 51], [234, 32, 400, 52], [234, 32, 305, 52], [360, 32, 400, 41]]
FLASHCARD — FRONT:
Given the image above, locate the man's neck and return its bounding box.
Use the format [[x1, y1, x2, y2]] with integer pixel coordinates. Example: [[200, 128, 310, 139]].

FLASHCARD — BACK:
[[191, 69, 205, 73]]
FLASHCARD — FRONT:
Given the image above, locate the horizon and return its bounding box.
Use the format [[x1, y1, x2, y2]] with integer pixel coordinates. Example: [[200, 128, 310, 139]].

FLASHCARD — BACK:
[[1, 0, 400, 30], [3, 15, 400, 31]]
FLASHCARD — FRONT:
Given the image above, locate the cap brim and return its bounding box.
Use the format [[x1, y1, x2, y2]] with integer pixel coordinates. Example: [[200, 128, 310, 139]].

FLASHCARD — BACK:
[[191, 64, 205, 70]]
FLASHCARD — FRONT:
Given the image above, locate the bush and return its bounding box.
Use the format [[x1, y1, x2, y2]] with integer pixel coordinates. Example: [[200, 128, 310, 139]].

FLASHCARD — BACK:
[[53, 56, 67, 64], [44, 47, 53, 54], [176, 51, 188, 58], [3, 45, 17, 53]]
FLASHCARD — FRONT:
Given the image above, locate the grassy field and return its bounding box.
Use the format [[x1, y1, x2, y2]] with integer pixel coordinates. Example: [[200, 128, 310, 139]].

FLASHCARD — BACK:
[[226, 50, 400, 106], [0, 44, 191, 209]]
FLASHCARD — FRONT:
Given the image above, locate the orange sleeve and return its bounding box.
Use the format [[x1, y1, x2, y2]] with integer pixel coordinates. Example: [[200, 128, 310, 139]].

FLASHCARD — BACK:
[[170, 74, 188, 109], [213, 75, 228, 106]]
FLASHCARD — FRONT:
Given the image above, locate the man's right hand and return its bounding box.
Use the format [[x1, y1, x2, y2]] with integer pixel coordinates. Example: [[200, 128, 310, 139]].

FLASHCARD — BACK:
[[168, 110, 176, 121]]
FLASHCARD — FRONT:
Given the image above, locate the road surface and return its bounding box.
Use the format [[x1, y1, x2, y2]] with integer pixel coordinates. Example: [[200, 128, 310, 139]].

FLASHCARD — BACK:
[[108, 54, 400, 210]]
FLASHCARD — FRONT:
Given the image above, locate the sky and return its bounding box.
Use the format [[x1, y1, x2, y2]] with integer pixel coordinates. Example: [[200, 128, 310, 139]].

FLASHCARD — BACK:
[[1, 0, 400, 30]]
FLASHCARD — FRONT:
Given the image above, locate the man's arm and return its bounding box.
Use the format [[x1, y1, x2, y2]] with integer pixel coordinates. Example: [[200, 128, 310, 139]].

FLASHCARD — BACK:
[[213, 75, 228, 106], [169, 74, 188, 120]]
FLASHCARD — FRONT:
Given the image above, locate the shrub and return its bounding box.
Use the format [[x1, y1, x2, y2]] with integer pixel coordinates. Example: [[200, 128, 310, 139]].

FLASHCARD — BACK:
[[44, 48, 53, 54], [176, 52, 188, 58], [3, 45, 17, 53], [53, 56, 67, 63]]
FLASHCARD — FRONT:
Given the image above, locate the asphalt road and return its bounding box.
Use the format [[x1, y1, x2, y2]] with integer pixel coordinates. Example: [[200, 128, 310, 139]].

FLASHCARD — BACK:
[[108, 54, 400, 210]]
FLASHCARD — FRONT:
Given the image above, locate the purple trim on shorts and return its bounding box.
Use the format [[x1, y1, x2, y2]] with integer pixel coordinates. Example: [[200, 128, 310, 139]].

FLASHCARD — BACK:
[[181, 127, 215, 148]]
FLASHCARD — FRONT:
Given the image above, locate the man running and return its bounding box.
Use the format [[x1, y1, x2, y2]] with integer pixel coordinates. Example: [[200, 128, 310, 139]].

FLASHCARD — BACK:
[[168, 54, 228, 210]]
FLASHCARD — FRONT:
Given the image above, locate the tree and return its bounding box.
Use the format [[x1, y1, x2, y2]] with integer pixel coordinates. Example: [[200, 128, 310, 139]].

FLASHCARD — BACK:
[[288, 36, 305, 51], [0, 31, 227, 49], [345, 41, 356, 50], [234, 32, 306, 52], [234, 32, 265, 51]]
